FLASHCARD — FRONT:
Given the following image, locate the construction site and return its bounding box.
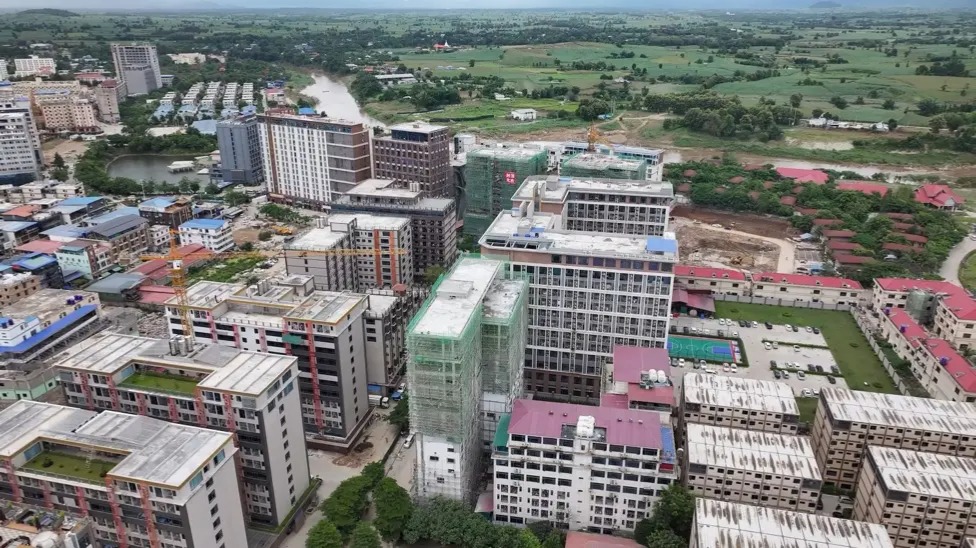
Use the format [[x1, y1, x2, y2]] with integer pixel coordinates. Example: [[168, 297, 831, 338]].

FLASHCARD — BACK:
[[672, 217, 788, 272], [406, 257, 528, 504], [463, 147, 548, 238], [560, 152, 647, 181]]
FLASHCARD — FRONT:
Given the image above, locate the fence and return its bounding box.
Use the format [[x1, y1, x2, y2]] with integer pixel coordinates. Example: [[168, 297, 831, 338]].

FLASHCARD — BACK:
[[851, 311, 915, 396], [713, 294, 854, 311]]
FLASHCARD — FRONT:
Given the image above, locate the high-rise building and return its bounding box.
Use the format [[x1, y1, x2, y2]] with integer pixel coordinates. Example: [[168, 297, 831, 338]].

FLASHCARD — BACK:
[[372, 122, 451, 197], [462, 146, 548, 238], [284, 214, 413, 291], [215, 114, 264, 185], [259, 114, 371, 208], [13, 56, 56, 77], [0, 400, 248, 548], [855, 446, 976, 548], [811, 388, 976, 491], [408, 257, 528, 503], [684, 423, 822, 513], [480, 206, 677, 404], [0, 94, 40, 169], [35, 92, 99, 131], [167, 277, 421, 449], [111, 43, 162, 96], [93, 78, 122, 123], [692, 499, 894, 548], [0, 60, 7, 81], [0, 112, 41, 185], [330, 178, 458, 280], [54, 332, 310, 528], [493, 400, 677, 533]]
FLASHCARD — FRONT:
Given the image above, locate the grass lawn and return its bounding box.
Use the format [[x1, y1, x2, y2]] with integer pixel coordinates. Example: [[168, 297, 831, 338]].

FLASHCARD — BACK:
[[715, 302, 897, 394], [120, 372, 200, 396], [22, 451, 117, 484], [188, 257, 264, 283], [795, 397, 820, 424], [960, 251, 976, 292]]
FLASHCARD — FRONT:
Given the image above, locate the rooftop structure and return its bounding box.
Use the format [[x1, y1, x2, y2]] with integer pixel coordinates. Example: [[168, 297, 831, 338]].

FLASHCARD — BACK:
[[819, 387, 976, 433], [686, 423, 820, 481], [561, 152, 646, 181], [681, 372, 800, 434], [0, 289, 101, 371], [692, 499, 893, 548], [775, 167, 829, 185], [865, 445, 976, 500], [915, 183, 964, 210]]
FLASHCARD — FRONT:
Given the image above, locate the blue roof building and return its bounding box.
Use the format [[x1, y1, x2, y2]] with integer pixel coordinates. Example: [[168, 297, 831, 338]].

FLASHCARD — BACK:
[[42, 224, 91, 241]]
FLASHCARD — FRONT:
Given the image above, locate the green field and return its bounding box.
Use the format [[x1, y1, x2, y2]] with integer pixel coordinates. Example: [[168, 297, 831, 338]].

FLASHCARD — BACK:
[[22, 451, 117, 484], [715, 302, 897, 394]]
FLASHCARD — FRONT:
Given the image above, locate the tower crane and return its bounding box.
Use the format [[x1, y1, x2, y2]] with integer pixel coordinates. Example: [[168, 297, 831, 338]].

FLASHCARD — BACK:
[[141, 230, 407, 344]]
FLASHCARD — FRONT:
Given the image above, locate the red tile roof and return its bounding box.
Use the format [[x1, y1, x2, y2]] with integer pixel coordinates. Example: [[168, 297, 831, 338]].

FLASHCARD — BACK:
[[612, 346, 670, 384], [762, 181, 775, 190], [833, 254, 874, 265], [882, 242, 915, 252], [896, 233, 928, 244], [822, 229, 855, 239], [15, 239, 65, 254], [138, 285, 176, 305], [791, 186, 804, 194], [507, 399, 664, 449], [3, 204, 41, 218], [743, 163, 766, 171], [129, 244, 211, 282], [714, 187, 727, 194], [836, 180, 890, 197], [919, 338, 976, 393], [827, 240, 863, 252], [753, 272, 863, 289], [885, 308, 928, 347], [682, 169, 697, 177], [914, 184, 964, 208], [674, 265, 748, 281], [748, 191, 761, 200], [796, 207, 820, 216], [677, 183, 691, 193], [884, 212, 914, 220], [779, 195, 797, 206], [776, 167, 829, 185], [891, 222, 918, 232], [565, 532, 642, 548], [728, 176, 745, 184], [875, 278, 960, 294]]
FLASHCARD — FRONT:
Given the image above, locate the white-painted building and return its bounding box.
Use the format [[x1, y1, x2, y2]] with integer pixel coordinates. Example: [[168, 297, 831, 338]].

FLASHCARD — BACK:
[[493, 399, 678, 534], [178, 218, 233, 252], [0, 60, 7, 81], [684, 423, 822, 513], [13, 56, 55, 77], [674, 265, 748, 296], [111, 43, 162, 96], [510, 108, 537, 121], [480, 206, 677, 404], [750, 272, 864, 306], [680, 372, 801, 434], [0, 112, 41, 184], [0, 400, 248, 548], [692, 499, 894, 548]]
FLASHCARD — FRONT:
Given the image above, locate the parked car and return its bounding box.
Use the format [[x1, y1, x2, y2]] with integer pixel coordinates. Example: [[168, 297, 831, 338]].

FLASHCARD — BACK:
[[798, 371, 806, 380], [816, 365, 825, 373], [752, 321, 760, 328], [792, 325, 799, 332], [723, 364, 730, 373], [805, 326, 813, 332], [770, 360, 777, 367], [739, 320, 748, 328], [782, 371, 790, 379], [678, 358, 686, 368], [719, 318, 727, 326], [764, 342, 772, 350], [730, 364, 738, 373], [700, 359, 707, 368], [827, 375, 837, 384], [773, 370, 782, 379], [785, 324, 792, 330], [813, 327, 821, 334], [682, 326, 690, 334], [801, 388, 814, 397], [671, 358, 679, 366], [772, 341, 779, 349], [794, 345, 801, 352], [830, 365, 841, 375], [765, 322, 773, 329], [807, 364, 816, 372]]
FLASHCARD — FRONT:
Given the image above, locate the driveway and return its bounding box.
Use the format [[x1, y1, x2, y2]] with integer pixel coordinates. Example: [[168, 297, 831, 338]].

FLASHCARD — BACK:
[[939, 235, 976, 286]]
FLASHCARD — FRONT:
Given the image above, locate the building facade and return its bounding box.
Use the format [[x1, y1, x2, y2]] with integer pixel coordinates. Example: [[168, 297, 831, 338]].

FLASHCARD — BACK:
[[13, 56, 55, 77], [215, 114, 264, 185], [680, 372, 801, 435], [0, 400, 248, 548], [54, 238, 113, 280], [0, 112, 41, 185], [54, 333, 310, 528], [179, 219, 234, 252], [330, 178, 458, 280], [0, 271, 39, 306], [93, 79, 122, 123], [684, 423, 822, 513], [673, 265, 748, 296], [408, 257, 528, 503], [111, 43, 162, 96], [751, 272, 864, 306], [139, 196, 193, 229], [259, 114, 371, 208], [87, 214, 151, 262], [811, 388, 976, 491], [480, 208, 677, 404], [36, 93, 99, 132], [493, 399, 678, 534], [373, 122, 451, 197]]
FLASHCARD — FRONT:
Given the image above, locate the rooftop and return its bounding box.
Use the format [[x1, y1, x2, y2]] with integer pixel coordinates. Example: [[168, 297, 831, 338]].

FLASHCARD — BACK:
[[343, 178, 421, 199], [328, 212, 411, 231], [752, 272, 862, 290], [468, 146, 546, 160], [611, 346, 670, 384], [180, 218, 227, 230], [675, 265, 747, 281], [836, 180, 890, 197], [88, 214, 147, 238], [694, 499, 893, 548], [564, 532, 641, 548], [512, 174, 674, 204], [686, 424, 821, 479], [54, 333, 296, 396], [868, 446, 976, 501], [682, 372, 799, 416], [775, 167, 829, 185], [287, 227, 349, 251], [411, 257, 502, 338], [481, 210, 678, 261], [386, 121, 447, 134], [508, 399, 675, 453], [562, 152, 645, 171], [284, 290, 365, 325], [820, 388, 976, 434], [0, 400, 232, 488], [482, 278, 525, 320]]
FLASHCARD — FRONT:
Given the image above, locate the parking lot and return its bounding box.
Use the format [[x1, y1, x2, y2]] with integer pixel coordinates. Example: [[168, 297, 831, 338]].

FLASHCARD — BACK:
[[670, 316, 849, 398]]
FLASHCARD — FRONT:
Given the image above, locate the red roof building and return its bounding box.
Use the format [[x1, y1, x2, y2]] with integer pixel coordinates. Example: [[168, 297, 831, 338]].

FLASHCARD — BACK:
[[762, 181, 775, 190], [565, 532, 642, 548], [743, 163, 766, 171], [128, 244, 211, 284], [748, 191, 761, 200], [682, 169, 697, 178], [728, 176, 745, 184], [779, 195, 797, 206], [796, 207, 820, 216], [604, 346, 675, 411], [914, 184, 964, 210], [752, 272, 862, 290], [891, 222, 918, 232], [883, 242, 915, 253], [836, 180, 890, 197], [822, 229, 856, 239], [884, 212, 914, 220], [776, 167, 829, 185], [827, 240, 863, 252], [15, 239, 65, 254], [885, 308, 928, 347], [677, 183, 691, 193], [897, 233, 929, 244], [507, 399, 666, 449]]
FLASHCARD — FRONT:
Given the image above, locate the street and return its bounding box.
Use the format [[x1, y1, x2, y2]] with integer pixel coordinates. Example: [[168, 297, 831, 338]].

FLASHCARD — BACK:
[[939, 234, 976, 286]]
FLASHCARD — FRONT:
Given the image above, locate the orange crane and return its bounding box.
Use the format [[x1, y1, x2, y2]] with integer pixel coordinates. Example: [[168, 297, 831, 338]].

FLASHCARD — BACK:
[[585, 123, 609, 152], [142, 230, 407, 344]]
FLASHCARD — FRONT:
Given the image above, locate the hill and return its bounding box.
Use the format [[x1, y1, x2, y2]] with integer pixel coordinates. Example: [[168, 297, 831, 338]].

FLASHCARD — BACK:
[[16, 8, 79, 16]]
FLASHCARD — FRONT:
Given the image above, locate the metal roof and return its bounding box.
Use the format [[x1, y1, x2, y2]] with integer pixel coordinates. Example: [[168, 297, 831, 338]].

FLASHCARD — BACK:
[[686, 424, 821, 480], [868, 446, 976, 501], [821, 388, 976, 434], [683, 372, 799, 416], [88, 214, 147, 238]]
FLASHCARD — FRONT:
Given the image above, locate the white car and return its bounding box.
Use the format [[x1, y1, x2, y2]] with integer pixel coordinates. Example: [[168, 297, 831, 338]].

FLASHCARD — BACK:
[[699, 359, 707, 367], [678, 358, 686, 367], [751, 321, 759, 327], [722, 364, 730, 373], [800, 388, 814, 397], [785, 324, 792, 330], [772, 341, 779, 349], [718, 318, 726, 326], [782, 371, 790, 379], [704, 367, 716, 374], [805, 326, 813, 332], [703, 329, 711, 335], [794, 345, 801, 352], [732, 331, 739, 338], [764, 342, 772, 350], [730, 364, 738, 373]]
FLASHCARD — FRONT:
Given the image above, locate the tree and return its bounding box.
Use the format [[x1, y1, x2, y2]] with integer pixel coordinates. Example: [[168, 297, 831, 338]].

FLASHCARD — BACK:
[[542, 532, 565, 548], [469, 59, 475, 67], [527, 521, 556, 542], [258, 230, 273, 241], [240, 242, 255, 252], [829, 96, 848, 109], [789, 93, 802, 108], [205, 182, 220, 195], [643, 528, 686, 548], [52, 152, 66, 169], [634, 518, 658, 545], [388, 395, 409, 433], [882, 99, 896, 110], [306, 520, 343, 548], [362, 461, 384, 488], [917, 98, 942, 116], [374, 477, 413, 541], [887, 118, 899, 131], [929, 116, 946, 134], [50, 167, 69, 182], [350, 522, 381, 548], [224, 190, 251, 207], [321, 475, 372, 537], [647, 484, 696, 540]]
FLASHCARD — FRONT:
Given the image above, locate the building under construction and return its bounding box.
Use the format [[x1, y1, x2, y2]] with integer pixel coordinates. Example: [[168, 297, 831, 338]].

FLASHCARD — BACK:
[[463, 147, 548, 239], [560, 152, 647, 181], [407, 257, 528, 503]]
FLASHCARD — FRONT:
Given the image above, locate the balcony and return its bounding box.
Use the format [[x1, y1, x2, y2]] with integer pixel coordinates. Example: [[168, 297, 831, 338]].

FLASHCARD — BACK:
[[119, 372, 200, 396], [21, 451, 117, 485]]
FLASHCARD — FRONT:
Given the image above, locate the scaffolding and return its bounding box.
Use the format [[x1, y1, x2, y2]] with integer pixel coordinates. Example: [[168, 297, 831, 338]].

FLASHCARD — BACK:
[[560, 152, 647, 181], [464, 148, 547, 239], [480, 276, 528, 445]]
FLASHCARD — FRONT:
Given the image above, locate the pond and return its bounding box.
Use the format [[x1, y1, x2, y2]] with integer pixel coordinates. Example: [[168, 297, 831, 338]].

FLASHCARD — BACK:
[[107, 154, 210, 185]]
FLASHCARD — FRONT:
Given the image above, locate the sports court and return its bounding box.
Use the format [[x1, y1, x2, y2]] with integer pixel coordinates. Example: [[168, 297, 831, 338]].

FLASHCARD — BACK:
[[667, 335, 740, 364]]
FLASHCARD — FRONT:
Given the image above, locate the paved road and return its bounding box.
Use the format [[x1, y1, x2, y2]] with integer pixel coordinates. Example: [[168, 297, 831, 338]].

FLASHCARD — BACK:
[[939, 236, 976, 286]]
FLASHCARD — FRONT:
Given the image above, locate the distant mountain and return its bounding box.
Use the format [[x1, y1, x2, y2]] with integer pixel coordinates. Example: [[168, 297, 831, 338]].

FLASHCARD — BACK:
[[809, 1, 841, 7], [16, 8, 79, 15]]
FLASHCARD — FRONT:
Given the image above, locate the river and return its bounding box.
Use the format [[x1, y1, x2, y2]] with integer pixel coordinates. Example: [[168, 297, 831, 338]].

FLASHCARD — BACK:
[[300, 74, 386, 128]]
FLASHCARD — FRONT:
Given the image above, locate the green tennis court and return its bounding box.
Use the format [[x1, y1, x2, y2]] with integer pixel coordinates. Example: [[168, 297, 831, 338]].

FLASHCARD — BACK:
[[667, 336, 737, 363]]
